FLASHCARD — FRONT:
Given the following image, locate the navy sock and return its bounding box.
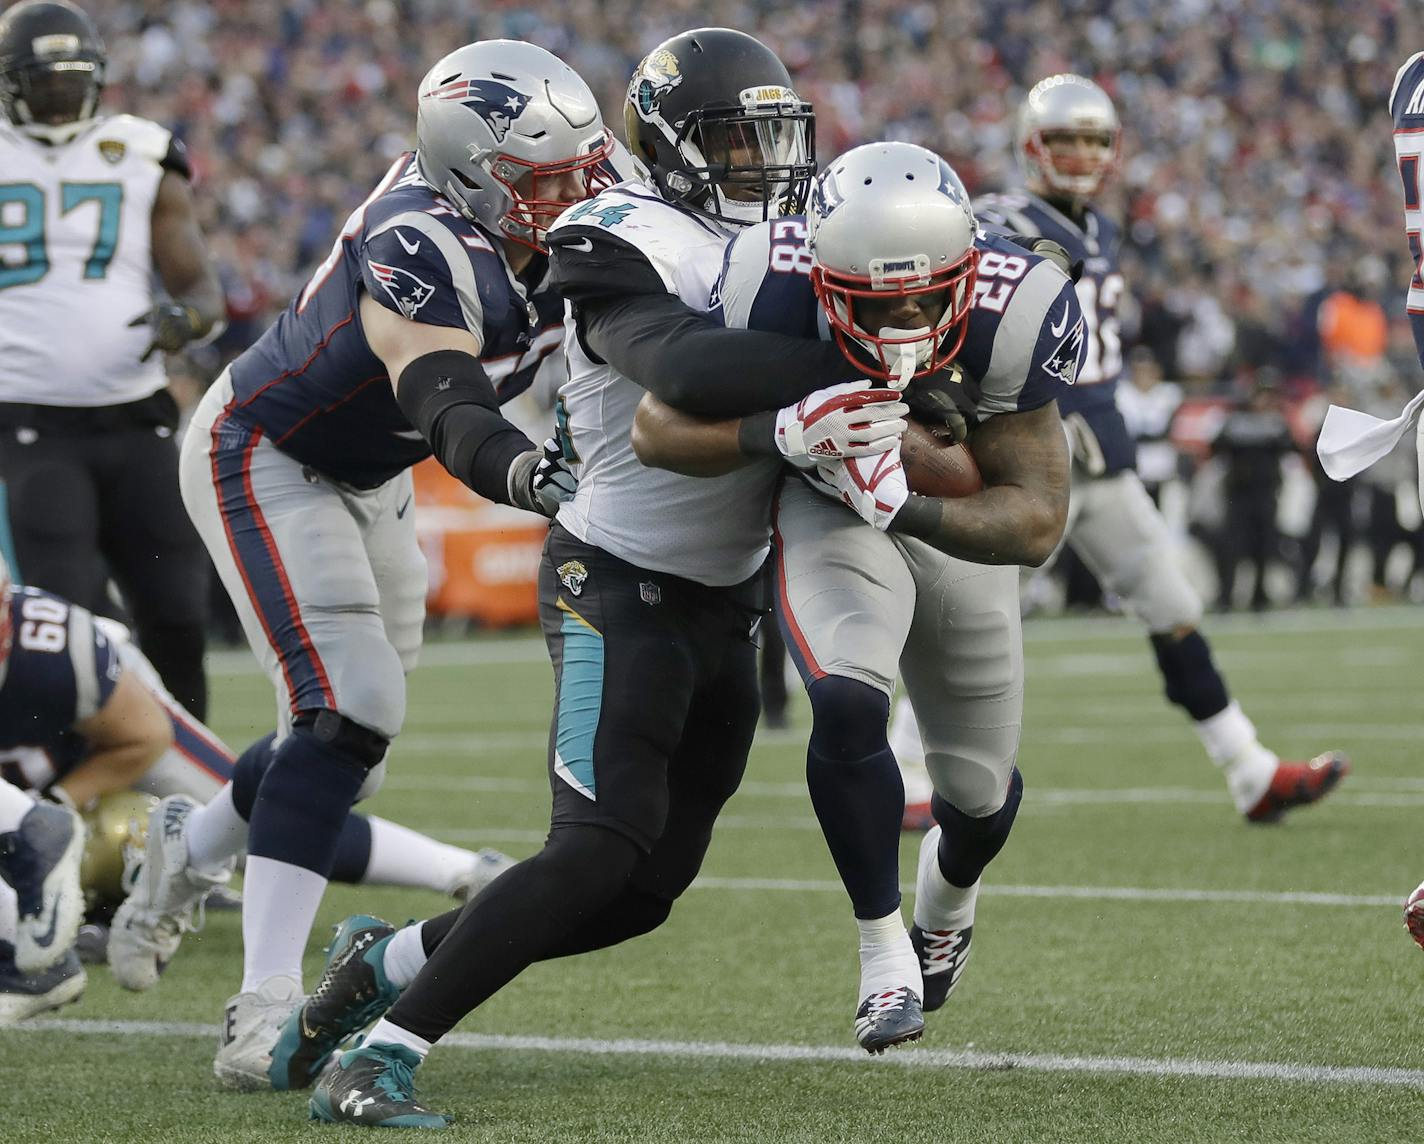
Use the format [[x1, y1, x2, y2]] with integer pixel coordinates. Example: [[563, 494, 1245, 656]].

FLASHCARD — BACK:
[[1150, 630, 1230, 722], [328, 814, 374, 884], [931, 767, 1024, 888], [230, 732, 278, 820], [804, 676, 903, 919], [245, 726, 367, 876]]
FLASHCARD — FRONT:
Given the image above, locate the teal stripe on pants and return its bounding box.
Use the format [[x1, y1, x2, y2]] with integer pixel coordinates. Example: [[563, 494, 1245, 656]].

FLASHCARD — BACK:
[[554, 610, 604, 798]]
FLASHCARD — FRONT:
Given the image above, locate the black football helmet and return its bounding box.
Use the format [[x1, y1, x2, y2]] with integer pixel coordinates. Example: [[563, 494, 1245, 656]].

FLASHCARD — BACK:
[[623, 27, 814, 228], [0, 0, 105, 142]]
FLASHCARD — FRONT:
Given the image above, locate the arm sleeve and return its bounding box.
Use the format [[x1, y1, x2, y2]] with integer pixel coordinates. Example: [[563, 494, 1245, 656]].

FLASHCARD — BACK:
[[549, 225, 860, 418], [161, 135, 192, 179]]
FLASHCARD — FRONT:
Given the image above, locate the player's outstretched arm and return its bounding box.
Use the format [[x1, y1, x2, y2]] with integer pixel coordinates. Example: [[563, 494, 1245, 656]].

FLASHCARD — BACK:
[[364, 295, 559, 513], [59, 671, 174, 809], [892, 401, 1070, 566], [138, 170, 227, 361]]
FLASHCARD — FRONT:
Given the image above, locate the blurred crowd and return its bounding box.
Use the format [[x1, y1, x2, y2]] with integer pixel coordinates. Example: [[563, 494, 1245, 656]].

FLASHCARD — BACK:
[[91, 0, 1424, 610]]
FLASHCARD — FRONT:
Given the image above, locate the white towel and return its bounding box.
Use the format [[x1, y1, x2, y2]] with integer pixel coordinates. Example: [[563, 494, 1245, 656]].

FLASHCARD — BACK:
[[1315, 388, 1424, 481]]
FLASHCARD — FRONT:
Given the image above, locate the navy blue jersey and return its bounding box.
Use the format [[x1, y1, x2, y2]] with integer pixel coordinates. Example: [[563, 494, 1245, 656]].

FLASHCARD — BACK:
[[225, 153, 565, 488], [1391, 52, 1424, 367], [975, 191, 1134, 473], [0, 588, 121, 791], [714, 219, 1083, 428]]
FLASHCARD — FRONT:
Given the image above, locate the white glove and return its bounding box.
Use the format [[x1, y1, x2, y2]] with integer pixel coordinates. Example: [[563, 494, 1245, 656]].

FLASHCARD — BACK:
[[816, 443, 910, 531], [775, 382, 907, 467]]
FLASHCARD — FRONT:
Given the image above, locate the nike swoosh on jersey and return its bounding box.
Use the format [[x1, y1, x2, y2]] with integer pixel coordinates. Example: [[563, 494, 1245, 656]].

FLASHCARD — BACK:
[[396, 229, 421, 256], [1049, 302, 1070, 338]]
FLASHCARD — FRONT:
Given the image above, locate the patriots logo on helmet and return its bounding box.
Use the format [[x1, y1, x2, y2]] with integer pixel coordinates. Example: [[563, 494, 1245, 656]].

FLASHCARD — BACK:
[[429, 76, 530, 143], [367, 260, 435, 320]]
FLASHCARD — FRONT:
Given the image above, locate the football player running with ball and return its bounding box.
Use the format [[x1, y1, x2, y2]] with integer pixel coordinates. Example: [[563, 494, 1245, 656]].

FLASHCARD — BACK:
[[890, 74, 1348, 827], [174, 41, 608, 1091], [295, 30, 918, 1128], [633, 142, 1082, 1051]]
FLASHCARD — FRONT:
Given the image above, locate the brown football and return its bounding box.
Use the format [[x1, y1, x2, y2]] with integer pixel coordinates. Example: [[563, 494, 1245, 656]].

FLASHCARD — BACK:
[[900, 419, 983, 498]]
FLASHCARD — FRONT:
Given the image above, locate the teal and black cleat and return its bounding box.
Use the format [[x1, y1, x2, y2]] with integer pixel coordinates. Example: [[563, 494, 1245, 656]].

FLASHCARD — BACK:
[[269, 914, 398, 1091], [308, 1043, 450, 1129]]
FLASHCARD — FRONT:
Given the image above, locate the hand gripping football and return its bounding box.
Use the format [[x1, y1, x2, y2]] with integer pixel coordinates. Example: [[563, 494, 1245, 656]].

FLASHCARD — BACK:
[[899, 419, 983, 498]]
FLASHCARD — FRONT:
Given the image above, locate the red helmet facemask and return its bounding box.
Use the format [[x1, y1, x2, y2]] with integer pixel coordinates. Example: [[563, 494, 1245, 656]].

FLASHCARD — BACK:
[[486, 128, 618, 252], [811, 247, 979, 385]]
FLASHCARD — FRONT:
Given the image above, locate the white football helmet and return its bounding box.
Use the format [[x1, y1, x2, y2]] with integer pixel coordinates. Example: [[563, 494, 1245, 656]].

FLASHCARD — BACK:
[[808, 142, 979, 385], [1016, 73, 1120, 199], [416, 41, 615, 252]]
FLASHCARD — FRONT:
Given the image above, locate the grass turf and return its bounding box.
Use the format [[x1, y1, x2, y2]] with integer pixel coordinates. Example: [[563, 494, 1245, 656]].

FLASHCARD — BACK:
[[4, 605, 1422, 1142]]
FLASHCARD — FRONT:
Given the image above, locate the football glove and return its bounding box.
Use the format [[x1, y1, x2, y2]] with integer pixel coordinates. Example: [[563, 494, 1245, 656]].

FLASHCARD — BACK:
[[817, 445, 910, 532], [128, 302, 205, 362], [775, 382, 908, 467], [508, 439, 573, 517]]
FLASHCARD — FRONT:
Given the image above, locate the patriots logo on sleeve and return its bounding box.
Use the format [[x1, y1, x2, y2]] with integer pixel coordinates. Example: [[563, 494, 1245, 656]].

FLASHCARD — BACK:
[[1043, 317, 1085, 385], [367, 260, 436, 320], [429, 77, 530, 143]]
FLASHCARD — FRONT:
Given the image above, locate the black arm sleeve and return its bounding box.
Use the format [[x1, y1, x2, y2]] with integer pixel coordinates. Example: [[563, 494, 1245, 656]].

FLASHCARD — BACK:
[[395, 349, 535, 504], [547, 226, 861, 419], [162, 135, 193, 179]]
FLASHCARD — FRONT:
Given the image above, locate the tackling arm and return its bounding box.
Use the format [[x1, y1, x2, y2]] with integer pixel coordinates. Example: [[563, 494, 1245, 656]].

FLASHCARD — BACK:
[[892, 401, 1071, 566], [59, 671, 174, 808]]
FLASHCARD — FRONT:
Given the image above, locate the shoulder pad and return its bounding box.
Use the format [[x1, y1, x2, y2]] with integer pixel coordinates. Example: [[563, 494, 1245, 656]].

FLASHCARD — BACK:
[[94, 113, 173, 164], [361, 210, 488, 333]]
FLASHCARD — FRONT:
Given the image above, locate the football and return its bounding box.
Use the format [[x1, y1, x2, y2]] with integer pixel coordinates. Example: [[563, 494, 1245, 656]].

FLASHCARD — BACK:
[[900, 419, 983, 498]]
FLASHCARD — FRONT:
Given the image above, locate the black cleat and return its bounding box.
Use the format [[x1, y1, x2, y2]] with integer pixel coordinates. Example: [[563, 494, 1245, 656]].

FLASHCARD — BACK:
[[853, 986, 924, 1054], [309, 1043, 451, 1128], [910, 923, 973, 1013]]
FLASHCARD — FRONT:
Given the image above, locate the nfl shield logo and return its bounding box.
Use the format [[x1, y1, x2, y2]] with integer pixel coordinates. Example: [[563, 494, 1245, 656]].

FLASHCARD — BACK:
[[98, 139, 126, 164], [639, 581, 661, 606]]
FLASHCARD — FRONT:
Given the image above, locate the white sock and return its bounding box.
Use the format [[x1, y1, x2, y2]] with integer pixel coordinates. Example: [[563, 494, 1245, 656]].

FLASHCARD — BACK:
[[0, 876, 16, 944], [912, 826, 980, 932], [888, 696, 934, 804], [856, 910, 921, 1000], [0, 779, 34, 833], [382, 921, 431, 988], [365, 1017, 433, 1060], [183, 784, 249, 872], [364, 817, 481, 894], [239, 855, 328, 992], [1192, 702, 1276, 812]]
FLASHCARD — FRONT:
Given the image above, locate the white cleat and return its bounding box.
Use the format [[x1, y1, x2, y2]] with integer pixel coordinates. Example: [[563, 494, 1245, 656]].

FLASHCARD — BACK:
[[0, 801, 86, 974], [214, 974, 305, 1091], [108, 795, 230, 991], [0, 948, 86, 1025], [449, 848, 518, 902]]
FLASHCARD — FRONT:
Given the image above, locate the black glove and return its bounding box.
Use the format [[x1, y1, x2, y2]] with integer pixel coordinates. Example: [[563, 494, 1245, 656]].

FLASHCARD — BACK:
[[128, 302, 205, 362], [508, 437, 579, 518]]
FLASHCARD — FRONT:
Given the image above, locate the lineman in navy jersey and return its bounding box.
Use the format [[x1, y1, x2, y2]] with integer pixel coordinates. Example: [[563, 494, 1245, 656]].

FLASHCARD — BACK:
[[176, 40, 608, 1091], [632, 143, 1077, 1051], [891, 73, 1348, 827]]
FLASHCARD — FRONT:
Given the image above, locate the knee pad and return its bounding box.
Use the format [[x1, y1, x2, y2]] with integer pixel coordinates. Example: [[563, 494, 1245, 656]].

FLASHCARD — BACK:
[[931, 766, 1023, 887], [807, 676, 890, 763], [1149, 629, 1229, 722], [293, 709, 390, 782]]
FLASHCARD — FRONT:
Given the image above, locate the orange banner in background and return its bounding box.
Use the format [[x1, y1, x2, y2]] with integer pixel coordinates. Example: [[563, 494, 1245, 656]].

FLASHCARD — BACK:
[[411, 458, 546, 626]]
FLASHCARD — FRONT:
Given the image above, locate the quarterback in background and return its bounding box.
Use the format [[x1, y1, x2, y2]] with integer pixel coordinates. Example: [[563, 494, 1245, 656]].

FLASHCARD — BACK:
[[891, 73, 1349, 828]]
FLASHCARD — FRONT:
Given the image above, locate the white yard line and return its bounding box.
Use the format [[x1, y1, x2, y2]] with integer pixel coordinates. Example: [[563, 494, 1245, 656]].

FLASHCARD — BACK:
[[10, 1018, 1421, 1088]]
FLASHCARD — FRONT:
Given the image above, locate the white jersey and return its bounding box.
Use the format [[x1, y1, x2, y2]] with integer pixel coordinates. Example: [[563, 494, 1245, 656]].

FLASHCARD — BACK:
[[549, 182, 779, 587], [0, 114, 175, 406]]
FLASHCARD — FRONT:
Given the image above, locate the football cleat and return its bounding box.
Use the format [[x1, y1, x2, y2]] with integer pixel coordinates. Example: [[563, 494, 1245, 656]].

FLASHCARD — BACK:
[[270, 914, 400, 1091], [309, 1043, 451, 1129], [1245, 751, 1350, 824], [901, 799, 935, 832], [853, 985, 924, 1054], [0, 944, 85, 1025], [909, 924, 973, 1012], [1405, 883, 1424, 952], [213, 974, 304, 1091], [108, 795, 230, 991], [449, 849, 517, 902], [0, 801, 85, 974]]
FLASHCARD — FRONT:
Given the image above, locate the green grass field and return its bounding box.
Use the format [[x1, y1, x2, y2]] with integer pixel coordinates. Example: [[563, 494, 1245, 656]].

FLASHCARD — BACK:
[[4, 606, 1423, 1142]]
